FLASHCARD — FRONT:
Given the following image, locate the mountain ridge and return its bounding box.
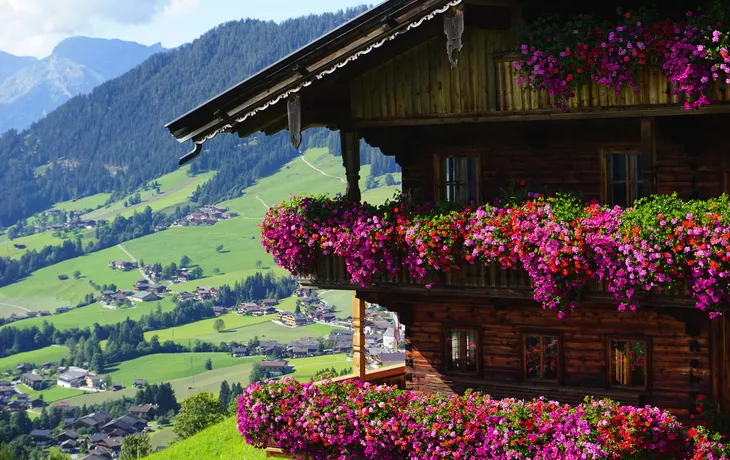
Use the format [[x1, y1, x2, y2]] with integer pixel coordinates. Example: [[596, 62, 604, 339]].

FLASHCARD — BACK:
[[0, 37, 166, 133]]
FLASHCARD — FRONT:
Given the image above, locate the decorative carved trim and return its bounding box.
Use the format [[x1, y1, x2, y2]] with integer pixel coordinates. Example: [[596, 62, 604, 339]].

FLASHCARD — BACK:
[[444, 5, 465, 69], [287, 94, 302, 149]]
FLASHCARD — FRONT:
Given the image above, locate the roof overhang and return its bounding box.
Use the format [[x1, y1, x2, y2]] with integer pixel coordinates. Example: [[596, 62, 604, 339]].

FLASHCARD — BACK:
[[165, 0, 465, 149]]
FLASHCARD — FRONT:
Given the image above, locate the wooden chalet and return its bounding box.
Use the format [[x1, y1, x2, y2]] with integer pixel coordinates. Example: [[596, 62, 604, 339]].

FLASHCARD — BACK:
[[166, 0, 730, 419]]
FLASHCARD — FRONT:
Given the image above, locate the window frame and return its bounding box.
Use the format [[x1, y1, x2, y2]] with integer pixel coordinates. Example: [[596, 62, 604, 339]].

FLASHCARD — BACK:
[[605, 335, 651, 391], [600, 149, 644, 207], [433, 153, 482, 204], [521, 330, 564, 384], [443, 327, 482, 377]]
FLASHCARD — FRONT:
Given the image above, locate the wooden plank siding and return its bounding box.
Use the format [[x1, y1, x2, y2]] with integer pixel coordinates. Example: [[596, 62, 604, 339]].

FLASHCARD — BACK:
[[396, 298, 713, 417], [348, 27, 730, 123], [397, 116, 730, 204], [351, 28, 512, 119]]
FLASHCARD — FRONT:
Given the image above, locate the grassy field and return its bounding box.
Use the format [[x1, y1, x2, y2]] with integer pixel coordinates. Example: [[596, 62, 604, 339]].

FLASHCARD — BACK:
[[1, 298, 177, 331], [123, 218, 273, 282], [169, 267, 287, 293], [53, 193, 112, 212], [0, 345, 68, 373], [61, 354, 351, 408], [143, 313, 274, 343], [319, 290, 353, 319], [84, 169, 216, 221], [0, 230, 93, 260], [0, 245, 139, 316], [157, 319, 338, 347], [144, 416, 266, 460], [17, 382, 85, 402], [149, 422, 177, 450], [102, 353, 262, 387]]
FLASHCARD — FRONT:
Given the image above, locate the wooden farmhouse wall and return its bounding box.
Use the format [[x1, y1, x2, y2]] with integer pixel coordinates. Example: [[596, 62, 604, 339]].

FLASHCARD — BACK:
[[392, 116, 730, 204], [389, 297, 721, 417]]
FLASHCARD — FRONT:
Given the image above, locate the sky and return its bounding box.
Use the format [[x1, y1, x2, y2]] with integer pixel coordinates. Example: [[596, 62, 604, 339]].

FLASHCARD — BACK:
[[0, 0, 373, 58]]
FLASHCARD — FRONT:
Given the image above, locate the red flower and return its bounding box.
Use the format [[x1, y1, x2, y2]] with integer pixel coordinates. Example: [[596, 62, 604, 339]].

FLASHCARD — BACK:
[[566, 74, 574, 82], [625, 12, 631, 19], [519, 180, 527, 187]]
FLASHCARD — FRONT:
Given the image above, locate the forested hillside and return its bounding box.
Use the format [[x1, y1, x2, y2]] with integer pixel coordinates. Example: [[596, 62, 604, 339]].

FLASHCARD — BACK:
[[0, 6, 399, 228]]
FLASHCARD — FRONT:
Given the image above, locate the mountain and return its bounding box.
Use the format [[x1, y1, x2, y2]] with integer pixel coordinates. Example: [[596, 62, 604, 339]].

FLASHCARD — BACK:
[[0, 7, 393, 229], [0, 37, 165, 133], [0, 51, 36, 81]]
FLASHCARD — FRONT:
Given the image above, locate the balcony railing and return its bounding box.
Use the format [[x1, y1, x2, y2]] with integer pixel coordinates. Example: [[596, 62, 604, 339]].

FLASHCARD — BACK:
[[497, 57, 730, 113], [299, 254, 693, 306]]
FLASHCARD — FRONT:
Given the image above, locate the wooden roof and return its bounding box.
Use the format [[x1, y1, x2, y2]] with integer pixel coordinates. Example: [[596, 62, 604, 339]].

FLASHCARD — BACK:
[[165, 0, 465, 147]]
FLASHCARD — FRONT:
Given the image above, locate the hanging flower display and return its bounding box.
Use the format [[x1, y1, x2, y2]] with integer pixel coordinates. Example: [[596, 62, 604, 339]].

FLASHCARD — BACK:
[[261, 192, 730, 318], [514, 9, 730, 110]]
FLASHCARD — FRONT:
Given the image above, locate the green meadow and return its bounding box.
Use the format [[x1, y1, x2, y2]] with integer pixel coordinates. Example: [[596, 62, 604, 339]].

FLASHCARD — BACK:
[[0, 345, 68, 373], [53, 193, 112, 212], [0, 245, 140, 315], [0, 229, 94, 260], [17, 383, 85, 403], [1, 298, 177, 331], [144, 416, 266, 460], [102, 353, 262, 387], [143, 313, 273, 343], [169, 267, 287, 293], [83, 168, 215, 221], [319, 290, 354, 319]]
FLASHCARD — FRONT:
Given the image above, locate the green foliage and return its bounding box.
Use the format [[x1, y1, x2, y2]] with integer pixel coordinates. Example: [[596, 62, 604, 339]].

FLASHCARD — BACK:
[[249, 365, 267, 384], [120, 433, 152, 460], [204, 358, 213, 371], [212, 318, 225, 333], [173, 392, 225, 440]]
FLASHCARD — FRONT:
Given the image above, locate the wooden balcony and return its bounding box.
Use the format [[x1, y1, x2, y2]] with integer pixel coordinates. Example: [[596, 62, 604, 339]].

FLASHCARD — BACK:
[[299, 254, 695, 308], [497, 58, 730, 114]]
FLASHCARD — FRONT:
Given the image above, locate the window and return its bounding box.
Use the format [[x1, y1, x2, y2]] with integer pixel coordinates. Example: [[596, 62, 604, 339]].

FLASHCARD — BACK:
[[609, 339, 648, 388], [523, 334, 560, 381], [437, 156, 479, 204], [445, 329, 478, 374], [604, 152, 644, 207]]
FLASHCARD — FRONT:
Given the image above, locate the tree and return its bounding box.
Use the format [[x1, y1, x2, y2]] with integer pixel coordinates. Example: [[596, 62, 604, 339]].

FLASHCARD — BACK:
[[120, 433, 151, 460], [249, 365, 268, 383], [213, 318, 225, 333], [103, 373, 113, 389], [215, 245, 224, 253], [189, 266, 203, 279], [294, 303, 302, 314], [173, 392, 224, 440], [180, 255, 191, 267], [73, 270, 81, 279], [255, 260, 262, 269], [204, 358, 212, 371], [384, 173, 396, 186], [212, 267, 221, 275], [218, 380, 230, 410]]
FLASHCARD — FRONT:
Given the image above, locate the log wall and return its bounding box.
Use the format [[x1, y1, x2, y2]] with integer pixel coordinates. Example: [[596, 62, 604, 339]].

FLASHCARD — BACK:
[[392, 297, 715, 417], [397, 116, 730, 203]]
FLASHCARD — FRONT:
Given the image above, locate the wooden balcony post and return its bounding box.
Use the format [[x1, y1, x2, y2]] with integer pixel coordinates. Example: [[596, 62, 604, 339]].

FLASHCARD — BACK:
[[641, 118, 656, 196], [352, 292, 366, 380], [341, 129, 361, 202]]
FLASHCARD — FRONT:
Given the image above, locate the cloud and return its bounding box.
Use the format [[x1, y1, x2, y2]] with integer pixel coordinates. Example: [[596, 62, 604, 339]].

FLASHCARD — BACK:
[[163, 0, 198, 17], [0, 0, 174, 56]]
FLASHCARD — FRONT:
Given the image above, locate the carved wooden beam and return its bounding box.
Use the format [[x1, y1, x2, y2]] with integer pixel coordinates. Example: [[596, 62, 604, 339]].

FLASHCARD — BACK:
[[444, 5, 465, 69], [287, 94, 302, 149], [341, 128, 361, 202]]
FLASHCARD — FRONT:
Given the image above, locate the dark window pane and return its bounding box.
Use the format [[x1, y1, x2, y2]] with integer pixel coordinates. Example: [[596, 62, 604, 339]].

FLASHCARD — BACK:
[[464, 331, 477, 373], [609, 154, 626, 181], [525, 335, 541, 379], [610, 340, 646, 387], [611, 183, 627, 207], [542, 336, 559, 380], [441, 156, 478, 205]]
